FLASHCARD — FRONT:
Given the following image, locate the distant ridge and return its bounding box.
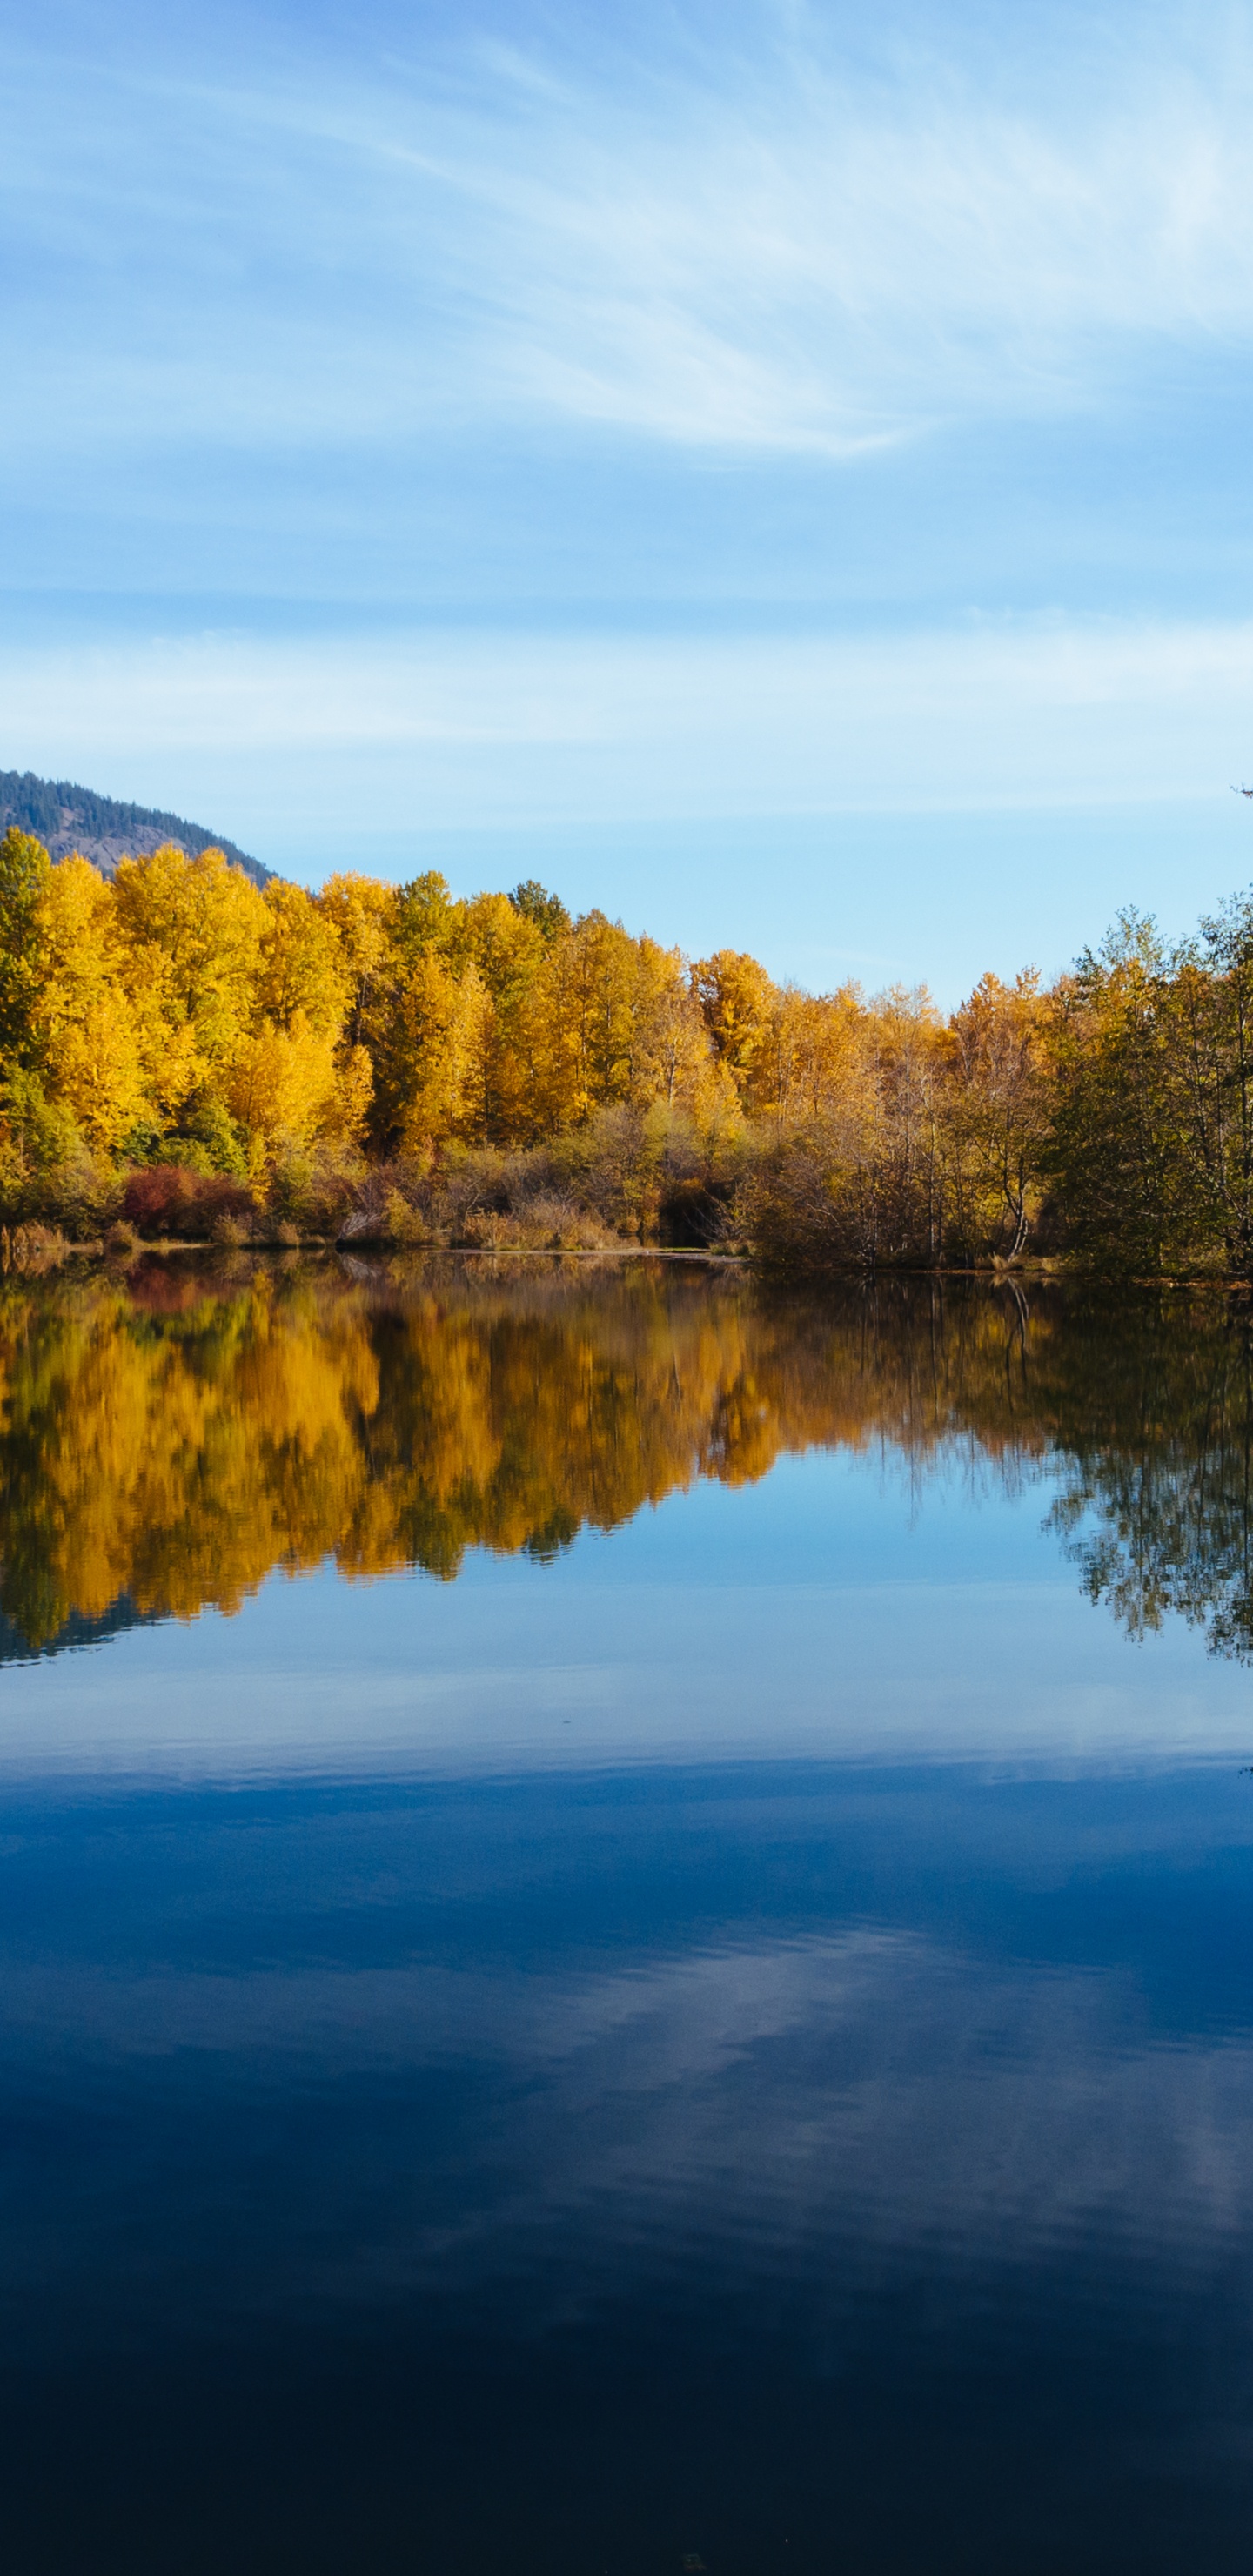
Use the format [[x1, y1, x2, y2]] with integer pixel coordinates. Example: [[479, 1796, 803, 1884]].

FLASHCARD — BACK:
[[0, 768, 275, 888]]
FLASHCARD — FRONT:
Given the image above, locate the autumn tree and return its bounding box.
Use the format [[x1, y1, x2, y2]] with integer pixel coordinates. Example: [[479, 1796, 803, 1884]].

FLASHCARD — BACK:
[[34, 856, 151, 1153], [452, 891, 547, 1142], [947, 971, 1051, 1258], [111, 844, 268, 1066], [530, 912, 642, 1129], [693, 949, 778, 1107], [256, 881, 349, 1033], [316, 874, 397, 1051], [631, 937, 720, 1116]]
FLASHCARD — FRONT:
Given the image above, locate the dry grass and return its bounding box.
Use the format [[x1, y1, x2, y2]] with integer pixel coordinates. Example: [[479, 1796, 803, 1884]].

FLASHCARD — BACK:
[[210, 1212, 251, 1249], [459, 1195, 616, 1251]]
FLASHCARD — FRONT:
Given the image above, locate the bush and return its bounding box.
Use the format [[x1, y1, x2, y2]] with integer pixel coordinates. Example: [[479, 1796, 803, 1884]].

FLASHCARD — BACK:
[[383, 1189, 435, 1246], [459, 1210, 526, 1249], [265, 1145, 364, 1240], [211, 1211, 251, 1248], [122, 1166, 196, 1236], [459, 1194, 615, 1251], [429, 1147, 509, 1236], [197, 1176, 255, 1234], [104, 1219, 141, 1258], [330, 1129, 742, 1258], [122, 1165, 254, 1240], [25, 1153, 123, 1242], [655, 1177, 735, 1247]]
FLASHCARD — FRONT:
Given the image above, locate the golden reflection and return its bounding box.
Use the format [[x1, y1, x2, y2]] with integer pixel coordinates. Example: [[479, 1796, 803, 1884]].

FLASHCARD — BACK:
[[3, 1256, 1251, 1660]]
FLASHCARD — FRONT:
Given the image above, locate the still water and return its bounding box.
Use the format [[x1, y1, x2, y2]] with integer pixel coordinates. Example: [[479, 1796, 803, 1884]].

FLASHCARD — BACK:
[[3, 1254, 1253, 2572]]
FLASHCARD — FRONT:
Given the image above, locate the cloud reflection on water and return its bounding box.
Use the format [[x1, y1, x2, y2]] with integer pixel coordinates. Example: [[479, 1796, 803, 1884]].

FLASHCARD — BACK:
[[6, 1907, 1253, 2361]]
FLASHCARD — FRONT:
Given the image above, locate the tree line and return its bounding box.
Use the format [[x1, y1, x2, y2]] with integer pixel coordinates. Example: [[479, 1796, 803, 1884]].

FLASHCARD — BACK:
[[3, 823, 1253, 1271]]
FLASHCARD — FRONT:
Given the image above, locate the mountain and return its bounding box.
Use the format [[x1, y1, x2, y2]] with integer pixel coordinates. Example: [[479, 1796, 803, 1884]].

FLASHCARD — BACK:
[[0, 769, 275, 887]]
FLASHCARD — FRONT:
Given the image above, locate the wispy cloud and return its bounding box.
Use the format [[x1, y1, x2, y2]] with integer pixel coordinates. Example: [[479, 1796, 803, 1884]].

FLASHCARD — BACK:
[[5, 1, 1253, 458], [3, 615, 1250, 822]]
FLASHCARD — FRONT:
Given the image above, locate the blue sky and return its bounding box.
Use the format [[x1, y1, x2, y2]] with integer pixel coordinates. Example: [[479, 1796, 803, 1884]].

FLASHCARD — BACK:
[[4, 0, 1253, 998]]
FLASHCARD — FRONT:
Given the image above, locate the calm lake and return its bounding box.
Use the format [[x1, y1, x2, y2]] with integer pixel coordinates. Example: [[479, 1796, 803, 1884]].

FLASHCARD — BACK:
[[4, 1254, 1253, 2573]]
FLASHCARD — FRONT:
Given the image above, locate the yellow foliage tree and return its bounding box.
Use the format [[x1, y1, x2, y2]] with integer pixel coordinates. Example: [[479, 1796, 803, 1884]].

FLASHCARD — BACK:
[[111, 843, 269, 1097], [453, 890, 546, 1143], [692, 949, 779, 1105], [947, 969, 1051, 1257], [531, 912, 643, 1129], [316, 874, 398, 1050], [226, 1013, 344, 1162], [0, 830, 1150, 1269], [256, 880, 350, 1034], [34, 858, 154, 1151], [377, 952, 493, 1150], [627, 936, 719, 1115]]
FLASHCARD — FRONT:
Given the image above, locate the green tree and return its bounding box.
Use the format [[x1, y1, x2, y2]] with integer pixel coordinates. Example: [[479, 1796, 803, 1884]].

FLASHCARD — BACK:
[[1047, 912, 1209, 1271], [507, 880, 570, 945], [0, 827, 51, 1071], [1197, 889, 1253, 1265]]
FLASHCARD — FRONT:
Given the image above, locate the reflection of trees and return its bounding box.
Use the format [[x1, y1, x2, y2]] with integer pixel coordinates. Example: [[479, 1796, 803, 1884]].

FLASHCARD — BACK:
[[0, 1260, 1044, 1652], [1037, 1296, 1253, 1660], [3, 1257, 1252, 1661]]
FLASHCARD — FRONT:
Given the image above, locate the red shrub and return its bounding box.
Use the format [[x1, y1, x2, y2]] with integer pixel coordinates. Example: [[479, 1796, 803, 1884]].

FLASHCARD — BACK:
[[123, 1167, 197, 1235], [122, 1166, 253, 1238], [194, 1175, 254, 1231]]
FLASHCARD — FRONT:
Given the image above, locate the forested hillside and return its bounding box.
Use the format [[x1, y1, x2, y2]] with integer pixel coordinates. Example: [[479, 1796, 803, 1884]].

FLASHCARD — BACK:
[[3, 819, 1253, 1274], [0, 771, 272, 887]]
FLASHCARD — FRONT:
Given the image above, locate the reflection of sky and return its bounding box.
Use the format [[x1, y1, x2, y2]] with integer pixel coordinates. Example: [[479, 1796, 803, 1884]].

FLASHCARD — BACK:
[[7, 1428, 1253, 2564], [7, 1761, 1253, 2349], [5, 1759, 1253, 2570], [12, 1921, 1253, 2329], [3, 1445, 1250, 1778]]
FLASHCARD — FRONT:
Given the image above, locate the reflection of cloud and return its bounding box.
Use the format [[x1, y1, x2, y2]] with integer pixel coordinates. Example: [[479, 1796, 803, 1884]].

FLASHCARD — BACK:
[[6, 1928, 1253, 2349]]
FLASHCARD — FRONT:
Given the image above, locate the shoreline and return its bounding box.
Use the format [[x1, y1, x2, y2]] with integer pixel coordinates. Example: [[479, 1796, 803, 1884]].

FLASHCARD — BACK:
[[4, 1234, 1250, 1289], [1, 1233, 750, 1274]]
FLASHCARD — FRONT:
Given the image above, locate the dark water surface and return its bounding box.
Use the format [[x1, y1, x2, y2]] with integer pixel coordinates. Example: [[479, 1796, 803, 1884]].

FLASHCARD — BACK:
[[4, 1255, 1253, 2572]]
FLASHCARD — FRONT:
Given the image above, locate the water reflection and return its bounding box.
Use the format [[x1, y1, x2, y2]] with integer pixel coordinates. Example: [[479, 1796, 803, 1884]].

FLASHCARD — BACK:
[[7, 1263, 1253, 2570], [16, 1910, 1251, 2335], [3, 1253, 1253, 1660], [6, 1761, 1253, 2572]]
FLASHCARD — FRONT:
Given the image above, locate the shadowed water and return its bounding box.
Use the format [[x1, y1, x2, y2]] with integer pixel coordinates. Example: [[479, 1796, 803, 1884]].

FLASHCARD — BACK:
[[3, 1256, 1253, 2572]]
